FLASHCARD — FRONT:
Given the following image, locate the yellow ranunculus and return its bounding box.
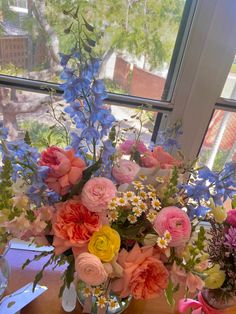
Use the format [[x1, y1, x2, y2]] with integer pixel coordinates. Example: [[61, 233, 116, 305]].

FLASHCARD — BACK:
[[88, 226, 120, 262], [204, 264, 225, 289]]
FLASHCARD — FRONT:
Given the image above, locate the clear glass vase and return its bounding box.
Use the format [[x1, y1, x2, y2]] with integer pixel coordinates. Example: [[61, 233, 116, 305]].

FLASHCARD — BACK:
[[0, 255, 9, 298], [201, 289, 236, 310], [77, 281, 132, 314]]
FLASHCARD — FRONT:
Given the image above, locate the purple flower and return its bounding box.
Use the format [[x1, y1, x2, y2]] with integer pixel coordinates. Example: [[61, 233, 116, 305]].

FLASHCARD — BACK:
[[225, 226, 236, 250]]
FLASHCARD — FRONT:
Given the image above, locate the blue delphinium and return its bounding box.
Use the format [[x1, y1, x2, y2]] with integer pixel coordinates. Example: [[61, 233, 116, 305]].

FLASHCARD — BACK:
[[182, 162, 236, 219], [61, 50, 116, 169]]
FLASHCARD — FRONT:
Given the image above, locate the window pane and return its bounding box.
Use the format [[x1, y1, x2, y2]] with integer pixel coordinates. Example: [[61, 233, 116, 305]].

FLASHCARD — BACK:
[[0, 87, 153, 146], [198, 110, 236, 171], [221, 55, 236, 99], [0, 0, 186, 100]]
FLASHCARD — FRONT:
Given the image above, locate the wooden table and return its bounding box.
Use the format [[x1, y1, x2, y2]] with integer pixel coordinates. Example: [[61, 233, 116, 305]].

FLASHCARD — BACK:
[[5, 248, 182, 314]]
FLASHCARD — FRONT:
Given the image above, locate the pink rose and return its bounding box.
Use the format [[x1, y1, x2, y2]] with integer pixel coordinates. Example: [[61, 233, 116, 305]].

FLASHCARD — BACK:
[[112, 243, 168, 300], [81, 177, 117, 212], [112, 160, 140, 184], [141, 146, 179, 169], [119, 140, 148, 155], [154, 207, 191, 247], [39, 146, 86, 195], [226, 210, 236, 227], [75, 253, 108, 286], [52, 199, 100, 252]]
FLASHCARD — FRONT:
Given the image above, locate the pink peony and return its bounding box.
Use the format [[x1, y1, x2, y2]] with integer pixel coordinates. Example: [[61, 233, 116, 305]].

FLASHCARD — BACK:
[[112, 243, 168, 300], [39, 146, 86, 195], [226, 210, 236, 227], [119, 140, 148, 155], [75, 252, 108, 286], [154, 206, 191, 247], [141, 146, 179, 169], [112, 160, 140, 184], [81, 177, 117, 212], [52, 199, 100, 253]]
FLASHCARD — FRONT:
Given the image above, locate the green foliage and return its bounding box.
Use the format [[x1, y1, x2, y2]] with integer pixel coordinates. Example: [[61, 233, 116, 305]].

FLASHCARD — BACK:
[[232, 196, 236, 209], [0, 158, 14, 211], [165, 279, 175, 307], [59, 256, 75, 297], [20, 121, 67, 151], [162, 166, 179, 207]]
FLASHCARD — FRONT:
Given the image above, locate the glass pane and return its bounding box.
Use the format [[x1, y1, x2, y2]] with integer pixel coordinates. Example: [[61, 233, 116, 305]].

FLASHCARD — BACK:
[[0, 87, 153, 146], [221, 55, 236, 99], [0, 0, 186, 100], [198, 110, 236, 171]]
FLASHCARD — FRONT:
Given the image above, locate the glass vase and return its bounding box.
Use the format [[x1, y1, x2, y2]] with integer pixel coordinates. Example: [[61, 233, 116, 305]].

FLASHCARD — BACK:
[[201, 288, 236, 310], [0, 255, 9, 298], [77, 281, 132, 314]]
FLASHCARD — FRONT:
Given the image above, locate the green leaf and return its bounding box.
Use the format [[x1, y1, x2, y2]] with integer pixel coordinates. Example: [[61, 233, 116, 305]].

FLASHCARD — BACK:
[[232, 196, 236, 209], [22, 258, 31, 270], [24, 131, 31, 146], [7, 301, 16, 308], [82, 16, 94, 32], [164, 279, 175, 307], [81, 39, 92, 53]]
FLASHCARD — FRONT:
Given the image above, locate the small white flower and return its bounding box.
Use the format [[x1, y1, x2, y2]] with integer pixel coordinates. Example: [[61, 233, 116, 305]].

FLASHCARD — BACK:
[[139, 202, 148, 212], [146, 211, 157, 222], [139, 190, 148, 199], [108, 298, 119, 309], [133, 180, 144, 190], [127, 214, 138, 224], [93, 287, 103, 297], [131, 196, 142, 206], [157, 237, 168, 249], [109, 210, 119, 222], [96, 296, 107, 308], [83, 287, 91, 298], [151, 198, 161, 209], [148, 191, 157, 199], [139, 175, 147, 181], [164, 230, 172, 242], [124, 191, 135, 200], [117, 197, 127, 206], [108, 200, 117, 209], [147, 184, 156, 192], [132, 207, 143, 217]]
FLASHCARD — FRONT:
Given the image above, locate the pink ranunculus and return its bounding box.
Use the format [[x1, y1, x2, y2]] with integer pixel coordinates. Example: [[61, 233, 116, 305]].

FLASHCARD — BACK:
[[186, 272, 204, 293], [119, 140, 148, 155], [75, 252, 108, 286], [141, 146, 179, 169], [154, 206, 191, 247], [226, 210, 236, 227], [112, 160, 140, 184], [52, 199, 100, 253], [112, 243, 169, 300], [39, 146, 86, 195], [81, 177, 117, 212]]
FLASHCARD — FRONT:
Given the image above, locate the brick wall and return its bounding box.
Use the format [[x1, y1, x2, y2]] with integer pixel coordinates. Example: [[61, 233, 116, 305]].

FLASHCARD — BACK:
[[113, 56, 130, 91], [130, 66, 165, 99]]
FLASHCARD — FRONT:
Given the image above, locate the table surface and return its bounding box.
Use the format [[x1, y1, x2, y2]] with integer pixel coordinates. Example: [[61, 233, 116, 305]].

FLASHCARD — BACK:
[[4, 248, 236, 314]]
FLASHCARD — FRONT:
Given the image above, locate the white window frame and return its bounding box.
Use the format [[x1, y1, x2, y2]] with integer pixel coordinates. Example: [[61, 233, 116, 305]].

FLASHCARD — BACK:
[[168, 0, 236, 161]]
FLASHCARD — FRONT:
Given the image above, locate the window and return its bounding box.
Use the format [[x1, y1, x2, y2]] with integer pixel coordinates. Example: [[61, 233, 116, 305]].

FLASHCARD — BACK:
[[0, 0, 236, 161], [0, 0, 187, 101]]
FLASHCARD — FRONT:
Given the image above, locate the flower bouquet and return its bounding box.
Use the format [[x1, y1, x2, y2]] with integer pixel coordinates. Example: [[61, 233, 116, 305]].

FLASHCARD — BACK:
[[0, 8, 236, 314]]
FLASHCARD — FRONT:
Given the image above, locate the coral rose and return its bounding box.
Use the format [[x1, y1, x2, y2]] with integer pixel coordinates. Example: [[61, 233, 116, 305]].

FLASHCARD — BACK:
[[141, 146, 179, 169], [88, 226, 120, 262], [112, 243, 168, 300], [81, 177, 116, 212], [226, 209, 236, 227], [112, 160, 140, 184], [39, 146, 86, 195], [154, 207, 191, 247], [53, 199, 100, 249], [119, 140, 148, 155], [75, 253, 108, 286]]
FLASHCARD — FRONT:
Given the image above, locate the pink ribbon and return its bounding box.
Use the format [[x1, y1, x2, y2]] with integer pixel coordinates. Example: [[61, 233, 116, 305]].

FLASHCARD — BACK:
[[178, 292, 224, 314]]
